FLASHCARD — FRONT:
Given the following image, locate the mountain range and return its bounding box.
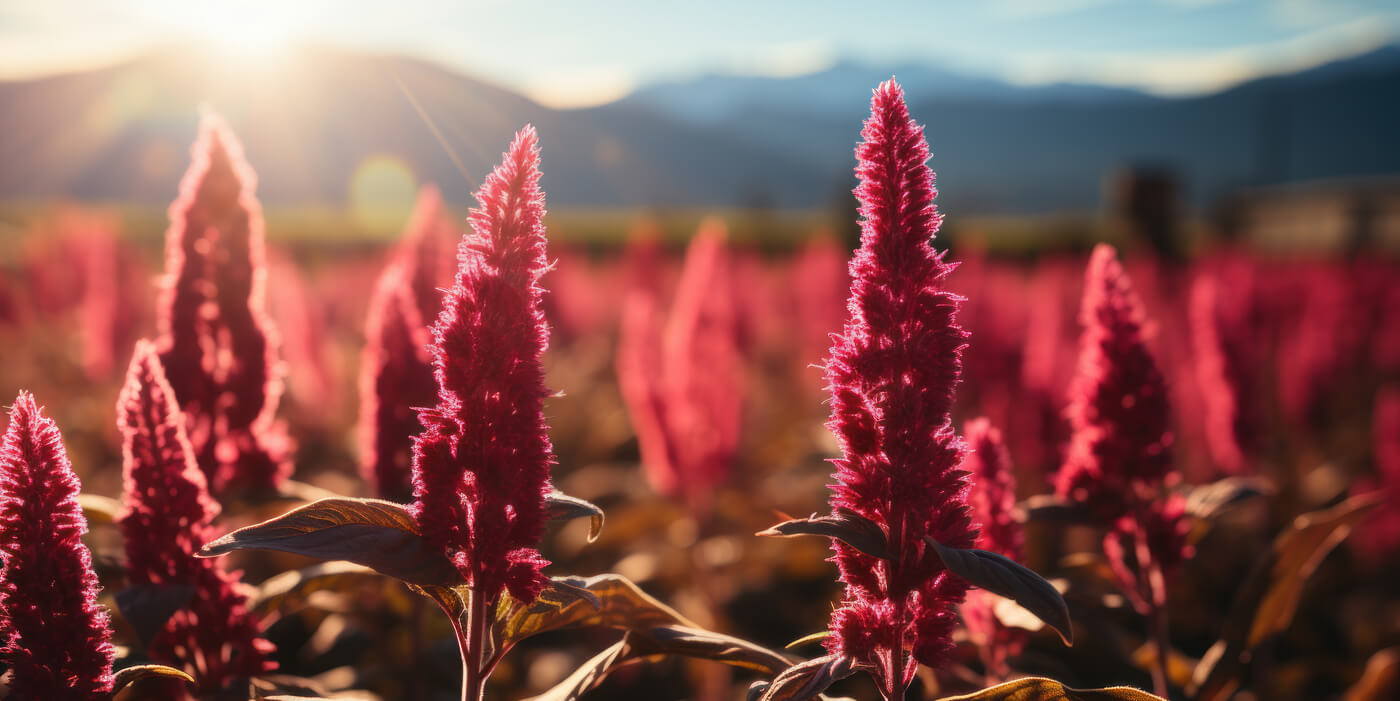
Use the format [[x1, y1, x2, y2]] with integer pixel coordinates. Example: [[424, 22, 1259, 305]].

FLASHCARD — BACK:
[[1, 43, 1397, 213]]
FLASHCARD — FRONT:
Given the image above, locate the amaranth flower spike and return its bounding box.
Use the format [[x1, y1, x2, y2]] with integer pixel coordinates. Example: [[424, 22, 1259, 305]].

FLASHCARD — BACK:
[[823, 79, 976, 697], [0, 392, 115, 700], [410, 125, 555, 606]]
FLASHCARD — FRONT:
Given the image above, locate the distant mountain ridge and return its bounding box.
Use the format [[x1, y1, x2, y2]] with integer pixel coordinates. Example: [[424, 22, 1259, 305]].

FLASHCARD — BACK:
[[0, 43, 1397, 213]]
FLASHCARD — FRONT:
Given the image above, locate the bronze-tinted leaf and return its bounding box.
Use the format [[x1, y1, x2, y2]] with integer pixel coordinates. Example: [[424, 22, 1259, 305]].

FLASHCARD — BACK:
[[248, 561, 382, 617], [197, 497, 460, 586], [114, 584, 195, 649], [112, 664, 195, 693], [925, 537, 1073, 645], [493, 573, 686, 649], [757, 508, 889, 560], [1016, 495, 1095, 525], [1189, 492, 1383, 701], [784, 631, 831, 649], [545, 491, 605, 543], [935, 677, 1165, 700], [748, 654, 860, 701], [525, 625, 795, 701], [78, 493, 122, 525], [1343, 646, 1400, 701], [1184, 477, 1273, 520]]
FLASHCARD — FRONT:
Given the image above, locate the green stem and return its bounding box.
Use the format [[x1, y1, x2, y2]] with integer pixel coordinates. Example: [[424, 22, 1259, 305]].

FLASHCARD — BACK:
[[462, 587, 488, 701]]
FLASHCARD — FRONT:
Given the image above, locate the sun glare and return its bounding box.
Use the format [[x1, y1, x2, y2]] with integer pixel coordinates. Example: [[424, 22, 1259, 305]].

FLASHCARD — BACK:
[[163, 0, 318, 59]]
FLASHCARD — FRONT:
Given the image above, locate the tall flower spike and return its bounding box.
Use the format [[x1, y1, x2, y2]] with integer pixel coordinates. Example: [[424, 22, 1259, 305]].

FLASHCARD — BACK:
[[824, 80, 975, 695], [156, 112, 293, 495], [960, 418, 1027, 680], [411, 126, 555, 605], [360, 264, 438, 499], [118, 342, 276, 693], [1055, 245, 1176, 518], [0, 392, 115, 700], [1190, 273, 1248, 475]]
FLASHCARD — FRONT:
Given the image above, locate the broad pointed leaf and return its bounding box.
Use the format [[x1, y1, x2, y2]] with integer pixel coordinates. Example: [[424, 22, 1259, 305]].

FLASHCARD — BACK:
[[493, 573, 691, 649], [747, 654, 860, 701], [1190, 492, 1382, 701], [935, 677, 1165, 700], [546, 491, 605, 542], [1016, 495, 1095, 525], [248, 561, 382, 616], [197, 497, 460, 586], [757, 508, 889, 560], [114, 584, 195, 649], [1184, 477, 1273, 520], [925, 537, 1073, 645], [112, 664, 195, 693]]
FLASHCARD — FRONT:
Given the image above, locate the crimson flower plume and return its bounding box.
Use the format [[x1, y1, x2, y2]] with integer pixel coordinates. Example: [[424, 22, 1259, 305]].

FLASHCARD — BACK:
[[156, 112, 292, 495], [0, 392, 115, 700], [960, 418, 1027, 680], [117, 341, 276, 694], [410, 126, 555, 605], [360, 264, 437, 499], [823, 79, 975, 695]]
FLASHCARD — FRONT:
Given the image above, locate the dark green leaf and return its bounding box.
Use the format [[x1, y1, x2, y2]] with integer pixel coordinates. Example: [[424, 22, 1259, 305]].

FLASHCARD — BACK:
[[925, 537, 1073, 645], [546, 491, 605, 542], [112, 664, 194, 693], [114, 584, 195, 649], [757, 508, 889, 560], [935, 677, 1165, 700], [1190, 492, 1382, 701], [747, 654, 860, 701], [197, 497, 460, 586]]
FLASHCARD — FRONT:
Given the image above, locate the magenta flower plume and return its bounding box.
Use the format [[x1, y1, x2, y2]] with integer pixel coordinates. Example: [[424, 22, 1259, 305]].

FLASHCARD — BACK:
[[616, 222, 743, 511], [410, 126, 555, 605], [360, 264, 437, 499], [960, 418, 1027, 679], [0, 392, 115, 700], [117, 341, 276, 693], [1055, 245, 1177, 519], [397, 184, 460, 322], [156, 112, 293, 495], [823, 80, 975, 693]]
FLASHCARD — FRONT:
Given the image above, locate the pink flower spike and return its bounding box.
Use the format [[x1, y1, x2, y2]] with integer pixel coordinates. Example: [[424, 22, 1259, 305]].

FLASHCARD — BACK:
[[117, 342, 276, 693], [960, 418, 1028, 680], [823, 79, 975, 693], [156, 112, 293, 495], [0, 391, 115, 700], [410, 126, 555, 605]]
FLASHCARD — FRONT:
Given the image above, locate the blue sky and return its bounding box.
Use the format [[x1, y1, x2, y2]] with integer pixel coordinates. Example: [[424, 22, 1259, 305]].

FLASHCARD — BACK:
[[1, 0, 1396, 106]]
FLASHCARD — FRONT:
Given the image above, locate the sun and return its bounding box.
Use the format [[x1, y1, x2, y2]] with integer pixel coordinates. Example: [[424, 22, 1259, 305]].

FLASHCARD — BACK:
[[164, 0, 317, 58]]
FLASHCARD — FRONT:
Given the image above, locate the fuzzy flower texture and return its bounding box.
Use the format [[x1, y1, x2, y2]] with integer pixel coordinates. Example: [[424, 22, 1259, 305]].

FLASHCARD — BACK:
[[0, 392, 115, 700], [118, 341, 276, 694], [824, 80, 976, 694], [411, 126, 555, 605], [157, 113, 292, 495]]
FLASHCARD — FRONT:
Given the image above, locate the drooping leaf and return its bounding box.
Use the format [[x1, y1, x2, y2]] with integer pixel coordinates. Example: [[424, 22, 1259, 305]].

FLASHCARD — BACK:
[[525, 625, 796, 701], [197, 497, 460, 586], [757, 508, 889, 560], [1016, 495, 1095, 525], [248, 561, 382, 617], [114, 584, 195, 649], [492, 573, 687, 650], [112, 664, 195, 693], [545, 491, 605, 542], [1189, 492, 1383, 701], [747, 654, 861, 701], [935, 677, 1165, 700], [925, 537, 1073, 645], [1184, 477, 1273, 521]]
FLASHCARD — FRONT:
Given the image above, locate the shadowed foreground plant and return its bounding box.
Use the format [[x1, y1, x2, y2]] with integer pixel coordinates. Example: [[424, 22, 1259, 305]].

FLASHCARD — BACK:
[[0, 391, 115, 700], [200, 126, 798, 701], [117, 341, 276, 696], [755, 80, 1078, 701], [156, 112, 292, 496]]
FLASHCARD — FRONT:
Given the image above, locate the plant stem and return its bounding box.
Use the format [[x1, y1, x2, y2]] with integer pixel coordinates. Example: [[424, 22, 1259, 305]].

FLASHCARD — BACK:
[[461, 587, 489, 701], [1134, 529, 1170, 699]]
